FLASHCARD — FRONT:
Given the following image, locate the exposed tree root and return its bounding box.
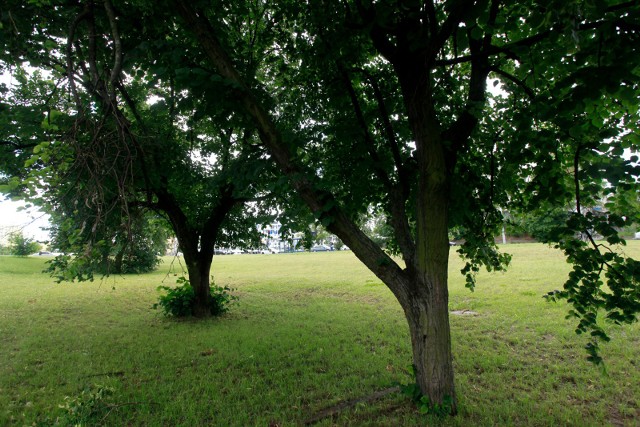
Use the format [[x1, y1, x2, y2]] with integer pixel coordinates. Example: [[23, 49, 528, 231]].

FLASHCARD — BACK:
[[304, 386, 400, 425]]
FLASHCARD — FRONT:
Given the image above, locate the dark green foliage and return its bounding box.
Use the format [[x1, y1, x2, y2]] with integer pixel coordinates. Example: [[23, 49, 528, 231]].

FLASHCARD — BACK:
[[543, 210, 640, 364], [0, 3, 276, 300], [44, 212, 169, 282], [510, 207, 571, 242], [8, 232, 41, 256], [154, 276, 238, 317], [44, 254, 94, 283]]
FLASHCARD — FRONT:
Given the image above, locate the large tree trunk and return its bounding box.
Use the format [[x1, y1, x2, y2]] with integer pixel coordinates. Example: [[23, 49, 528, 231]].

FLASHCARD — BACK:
[[400, 268, 455, 413], [164, 215, 215, 318], [392, 58, 457, 411], [395, 182, 456, 412], [414, 155, 456, 409], [185, 255, 213, 318]]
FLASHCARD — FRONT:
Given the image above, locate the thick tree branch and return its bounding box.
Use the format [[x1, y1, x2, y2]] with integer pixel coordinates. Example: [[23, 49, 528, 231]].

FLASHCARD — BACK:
[[171, 0, 409, 293], [66, 5, 90, 108], [87, 3, 101, 95], [425, 0, 439, 41], [443, 30, 491, 161], [200, 183, 239, 259], [103, 0, 122, 96]]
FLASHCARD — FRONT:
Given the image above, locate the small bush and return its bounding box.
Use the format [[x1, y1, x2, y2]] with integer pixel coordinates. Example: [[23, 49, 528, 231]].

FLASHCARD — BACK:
[[8, 232, 41, 256], [153, 276, 238, 317]]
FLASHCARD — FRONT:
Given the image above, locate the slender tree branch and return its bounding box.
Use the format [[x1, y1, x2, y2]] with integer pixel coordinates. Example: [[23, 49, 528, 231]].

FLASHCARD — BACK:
[[489, 66, 535, 99], [7, 11, 19, 36], [336, 63, 393, 190], [574, 144, 582, 216], [436, 1, 639, 67], [114, 81, 147, 131], [354, 68, 408, 193], [432, 0, 470, 56], [0, 140, 38, 149], [338, 64, 416, 258], [435, 29, 551, 66]]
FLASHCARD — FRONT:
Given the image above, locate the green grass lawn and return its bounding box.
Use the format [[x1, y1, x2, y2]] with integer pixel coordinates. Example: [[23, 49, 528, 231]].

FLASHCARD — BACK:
[[1, 242, 638, 426]]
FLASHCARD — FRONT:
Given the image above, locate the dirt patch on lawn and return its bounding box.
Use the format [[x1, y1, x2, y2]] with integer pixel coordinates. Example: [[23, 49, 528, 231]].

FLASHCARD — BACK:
[[451, 310, 479, 316]]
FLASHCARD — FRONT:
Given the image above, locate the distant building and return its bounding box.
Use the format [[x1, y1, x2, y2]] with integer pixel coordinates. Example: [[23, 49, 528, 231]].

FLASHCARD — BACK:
[[259, 222, 303, 252]]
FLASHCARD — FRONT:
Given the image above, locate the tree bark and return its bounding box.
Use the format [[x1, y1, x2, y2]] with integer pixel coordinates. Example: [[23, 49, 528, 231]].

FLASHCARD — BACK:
[[185, 253, 213, 318], [402, 282, 455, 411]]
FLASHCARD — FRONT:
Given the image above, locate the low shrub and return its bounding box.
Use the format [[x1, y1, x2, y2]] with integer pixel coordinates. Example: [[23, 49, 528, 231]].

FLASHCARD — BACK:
[[153, 276, 238, 317]]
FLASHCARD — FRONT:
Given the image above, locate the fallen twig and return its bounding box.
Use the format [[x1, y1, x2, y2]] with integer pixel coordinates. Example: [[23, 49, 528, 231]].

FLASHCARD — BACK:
[[100, 401, 160, 423], [82, 371, 125, 378]]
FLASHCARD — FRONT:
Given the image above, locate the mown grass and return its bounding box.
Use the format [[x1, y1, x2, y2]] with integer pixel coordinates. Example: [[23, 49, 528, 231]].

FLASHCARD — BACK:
[[0, 242, 638, 426]]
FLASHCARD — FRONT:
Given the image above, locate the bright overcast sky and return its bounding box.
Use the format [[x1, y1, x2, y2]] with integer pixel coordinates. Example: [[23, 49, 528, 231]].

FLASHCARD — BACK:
[[0, 198, 51, 242], [0, 71, 51, 242]]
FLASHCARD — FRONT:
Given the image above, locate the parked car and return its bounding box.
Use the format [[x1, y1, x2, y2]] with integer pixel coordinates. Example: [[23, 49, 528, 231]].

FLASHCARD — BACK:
[[310, 244, 331, 252]]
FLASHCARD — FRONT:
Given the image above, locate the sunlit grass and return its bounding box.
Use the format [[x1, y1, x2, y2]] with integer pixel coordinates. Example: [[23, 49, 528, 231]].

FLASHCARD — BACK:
[[0, 242, 638, 425]]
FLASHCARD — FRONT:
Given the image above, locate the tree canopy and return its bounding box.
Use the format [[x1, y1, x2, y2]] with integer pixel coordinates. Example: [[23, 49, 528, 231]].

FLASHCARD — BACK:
[[1, 0, 639, 413], [0, 0, 278, 315]]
